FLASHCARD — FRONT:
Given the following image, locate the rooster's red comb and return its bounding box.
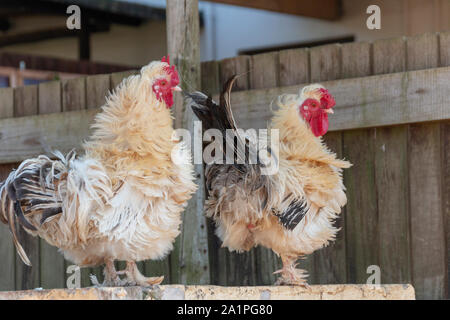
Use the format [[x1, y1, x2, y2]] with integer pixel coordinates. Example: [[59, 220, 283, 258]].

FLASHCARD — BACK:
[[161, 55, 170, 65]]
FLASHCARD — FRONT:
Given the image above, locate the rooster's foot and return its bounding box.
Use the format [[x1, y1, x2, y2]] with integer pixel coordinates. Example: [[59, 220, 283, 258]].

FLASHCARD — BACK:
[[122, 261, 164, 287], [98, 259, 127, 287], [274, 255, 309, 287], [274, 273, 309, 287]]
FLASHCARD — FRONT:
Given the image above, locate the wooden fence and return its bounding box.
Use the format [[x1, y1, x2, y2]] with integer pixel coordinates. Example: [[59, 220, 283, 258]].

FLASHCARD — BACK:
[[0, 31, 449, 299]]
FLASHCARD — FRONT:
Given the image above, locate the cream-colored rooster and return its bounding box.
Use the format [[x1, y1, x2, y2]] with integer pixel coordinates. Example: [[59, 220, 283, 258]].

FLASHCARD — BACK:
[[0, 57, 196, 286], [187, 76, 351, 285]]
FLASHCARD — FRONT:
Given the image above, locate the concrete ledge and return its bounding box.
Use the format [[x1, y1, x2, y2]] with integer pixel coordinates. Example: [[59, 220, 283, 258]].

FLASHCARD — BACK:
[[0, 284, 415, 300]]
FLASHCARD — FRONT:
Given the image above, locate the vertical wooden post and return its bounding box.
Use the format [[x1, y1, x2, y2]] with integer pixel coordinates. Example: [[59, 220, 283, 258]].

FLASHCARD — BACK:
[[406, 33, 446, 300], [166, 0, 210, 285], [372, 37, 412, 287], [14, 85, 40, 290], [0, 87, 16, 291]]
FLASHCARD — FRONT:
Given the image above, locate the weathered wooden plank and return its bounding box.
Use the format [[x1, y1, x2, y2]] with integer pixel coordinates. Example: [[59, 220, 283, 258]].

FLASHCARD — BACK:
[[38, 81, 61, 114], [40, 242, 65, 289], [409, 123, 446, 299], [79, 267, 92, 288], [0, 109, 97, 164], [406, 33, 439, 71], [312, 131, 347, 284], [279, 48, 310, 86], [250, 52, 279, 89], [310, 44, 341, 82], [86, 74, 110, 109], [0, 87, 13, 119], [167, 0, 210, 285], [0, 284, 417, 300], [341, 42, 372, 79], [441, 121, 450, 299], [14, 85, 38, 117], [439, 29, 449, 299], [62, 77, 86, 112], [219, 56, 250, 91], [373, 37, 406, 75], [407, 29, 446, 300], [372, 33, 412, 287], [110, 70, 138, 90], [343, 129, 379, 284], [439, 31, 450, 67], [144, 259, 171, 284], [13, 85, 40, 290], [227, 249, 257, 286], [0, 163, 16, 291], [201, 61, 221, 95], [374, 126, 412, 284]]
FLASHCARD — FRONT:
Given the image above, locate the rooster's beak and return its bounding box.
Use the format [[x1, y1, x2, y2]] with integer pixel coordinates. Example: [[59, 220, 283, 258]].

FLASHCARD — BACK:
[[324, 109, 334, 114], [173, 86, 182, 92]]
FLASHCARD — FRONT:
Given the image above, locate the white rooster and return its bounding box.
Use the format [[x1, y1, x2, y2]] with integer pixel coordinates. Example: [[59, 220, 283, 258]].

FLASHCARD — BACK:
[[0, 57, 197, 286]]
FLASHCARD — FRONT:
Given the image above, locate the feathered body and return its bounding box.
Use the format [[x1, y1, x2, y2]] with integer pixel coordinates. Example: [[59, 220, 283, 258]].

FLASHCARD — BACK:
[[188, 78, 351, 284], [0, 60, 196, 285]]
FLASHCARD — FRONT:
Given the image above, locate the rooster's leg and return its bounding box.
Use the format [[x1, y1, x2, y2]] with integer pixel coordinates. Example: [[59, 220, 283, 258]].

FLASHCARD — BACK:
[[274, 254, 309, 286], [122, 261, 164, 287], [101, 259, 123, 287]]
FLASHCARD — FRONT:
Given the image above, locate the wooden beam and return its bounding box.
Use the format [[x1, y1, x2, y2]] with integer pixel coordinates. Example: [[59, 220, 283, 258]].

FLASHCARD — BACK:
[[204, 0, 341, 20], [166, 0, 210, 285], [0, 109, 96, 164], [213, 66, 450, 132], [1, 66, 450, 164]]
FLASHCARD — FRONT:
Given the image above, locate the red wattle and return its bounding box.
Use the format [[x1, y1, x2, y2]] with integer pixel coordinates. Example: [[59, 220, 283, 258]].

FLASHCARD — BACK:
[[310, 112, 329, 137], [163, 91, 174, 108]]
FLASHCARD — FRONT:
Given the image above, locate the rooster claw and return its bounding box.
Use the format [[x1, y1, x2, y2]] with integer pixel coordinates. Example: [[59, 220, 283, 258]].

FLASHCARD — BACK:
[[139, 275, 164, 286], [123, 261, 165, 287], [273, 262, 309, 287], [274, 276, 309, 288], [124, 274, 164, 287]]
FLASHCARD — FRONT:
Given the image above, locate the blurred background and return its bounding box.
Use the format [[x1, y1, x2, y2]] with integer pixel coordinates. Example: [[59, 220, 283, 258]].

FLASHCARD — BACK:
[[0, 0, 449, 87]]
